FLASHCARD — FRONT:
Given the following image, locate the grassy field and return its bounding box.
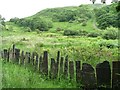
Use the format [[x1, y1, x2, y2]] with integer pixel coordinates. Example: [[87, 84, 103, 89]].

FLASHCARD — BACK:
[[1, 59, 77, 88], [1, 22, 118, 66]]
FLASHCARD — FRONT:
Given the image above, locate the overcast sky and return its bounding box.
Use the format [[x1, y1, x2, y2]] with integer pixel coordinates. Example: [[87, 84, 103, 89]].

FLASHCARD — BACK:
[[0, 0, 112, 21]]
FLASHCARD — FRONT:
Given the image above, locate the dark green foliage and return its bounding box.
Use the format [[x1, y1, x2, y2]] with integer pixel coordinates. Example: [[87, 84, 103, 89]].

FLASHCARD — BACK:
[[102, 27, 118, 40], [10, 17, 19, 22], [52, 10, 76, 22], [64, 30, 79, 36], [87, 32, 100, 37], [116, 1, 120, 12], [95, 3, 118, 29], [49, 5, 93, 22], [97, 13, 118, 29], [79, 30, 88, 36], [63, 29, 89, 36], [10, 17, 53, 31]]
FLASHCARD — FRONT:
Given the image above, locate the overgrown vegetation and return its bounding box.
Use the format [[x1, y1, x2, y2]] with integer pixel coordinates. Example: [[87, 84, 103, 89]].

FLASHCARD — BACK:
[[1, 60, 77, 88], [1, 2, 119, 88], [102, 27, 118, 40]]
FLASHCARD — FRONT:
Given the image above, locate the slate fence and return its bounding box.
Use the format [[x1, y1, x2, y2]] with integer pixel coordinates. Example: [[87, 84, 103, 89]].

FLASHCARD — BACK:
[[1, 45, 120, 89]]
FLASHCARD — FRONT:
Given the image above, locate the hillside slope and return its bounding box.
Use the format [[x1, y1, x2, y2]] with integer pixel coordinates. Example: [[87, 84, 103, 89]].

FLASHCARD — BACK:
[[9, 3, 118, 33]]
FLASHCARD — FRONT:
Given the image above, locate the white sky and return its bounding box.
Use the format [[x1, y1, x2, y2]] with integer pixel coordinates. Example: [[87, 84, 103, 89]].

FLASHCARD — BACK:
[[0, 0, 112, 21]]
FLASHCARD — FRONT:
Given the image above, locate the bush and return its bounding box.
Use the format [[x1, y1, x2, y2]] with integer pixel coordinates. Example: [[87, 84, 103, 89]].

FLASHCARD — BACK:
[[87, 32, 100, 37], [79, 30, 88, 36], [63, 30, 79, 36], [56, 27, 63, 31], [102, 27, 118, 40]]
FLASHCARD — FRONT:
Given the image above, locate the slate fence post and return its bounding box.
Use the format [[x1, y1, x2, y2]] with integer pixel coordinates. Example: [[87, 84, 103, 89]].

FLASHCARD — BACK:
[[112, 61, 120, 90], [42, 51, 48, 76], [81, 63, 96, 89], [96, 61, 111, 88], [69, 61, 74, 81], [64, 55, 68, 79]]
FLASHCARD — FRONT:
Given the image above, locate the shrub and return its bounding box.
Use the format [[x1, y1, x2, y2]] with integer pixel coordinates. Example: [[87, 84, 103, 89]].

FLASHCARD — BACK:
[[79, 30, 88, 36], [102, 27, 118, 40], [56, 27, 63, 31], [63, 30, 79, 36], [87, 32, 100, 37]]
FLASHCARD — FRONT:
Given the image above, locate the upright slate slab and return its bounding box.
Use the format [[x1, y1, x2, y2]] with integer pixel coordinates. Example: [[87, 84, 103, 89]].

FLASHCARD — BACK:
[[57, 51, 60, 65], [20, 51, 25, 65], [82, 63, 96, 88], [39, 56, 43, 73], [112, 61, 120, 89], [35, 53, 39, 70], [3, 49, 9, 62], [56, 51, 60, 77], [31, 52, 35, 65], [27, 52, 31, 63], [7, 49, 10, 62], [3, 49, 7, 60], [12, 44, 15, 59], [14, 49, 20, 63], [9, 49, 13, 62], [42, 51, 48, 76], [64, 55, 68, 79], [76, 61, 81, 84], [69, 61, 74, 80], [49, 58, 57, 79], [24, 52, 31, 66], [96, 61, 111, 87]]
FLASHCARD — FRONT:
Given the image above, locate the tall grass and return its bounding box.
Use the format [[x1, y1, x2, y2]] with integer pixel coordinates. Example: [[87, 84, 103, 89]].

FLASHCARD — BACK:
[[1, 59, 78, 88]]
